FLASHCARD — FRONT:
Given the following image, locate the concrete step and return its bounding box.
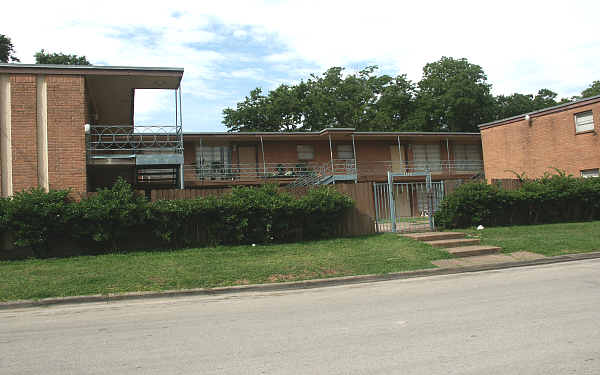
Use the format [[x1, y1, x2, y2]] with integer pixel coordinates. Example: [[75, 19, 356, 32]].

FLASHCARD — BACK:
[[445, 245, 502, 257], [403, 232, 466, 242], [426, 238, 480, 248]]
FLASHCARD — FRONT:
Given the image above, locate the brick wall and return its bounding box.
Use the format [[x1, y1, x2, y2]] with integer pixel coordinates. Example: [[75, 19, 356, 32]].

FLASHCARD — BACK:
[[47, 75, 87, 194], [10, 75, 38, 192], [481, 102, 600, 181]]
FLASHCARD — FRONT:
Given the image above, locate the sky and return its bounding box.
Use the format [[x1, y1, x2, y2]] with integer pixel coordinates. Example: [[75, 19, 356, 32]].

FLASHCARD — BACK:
[[4, 0, 600, 132]]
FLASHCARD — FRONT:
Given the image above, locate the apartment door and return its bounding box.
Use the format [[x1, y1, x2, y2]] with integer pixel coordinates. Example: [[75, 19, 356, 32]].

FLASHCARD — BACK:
[[389, 145, 406, 173], [238, 146, 258, 180]]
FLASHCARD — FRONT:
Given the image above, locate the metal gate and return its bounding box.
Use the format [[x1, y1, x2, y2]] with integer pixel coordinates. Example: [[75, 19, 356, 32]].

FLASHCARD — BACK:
[[373, 172, 445, 233]]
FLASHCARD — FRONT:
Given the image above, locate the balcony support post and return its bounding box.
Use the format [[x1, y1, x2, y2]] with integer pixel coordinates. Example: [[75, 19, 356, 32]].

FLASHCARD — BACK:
[[396, 136, 403, 174], [260, 136, 266, 179], [446, 138, 450, 174], [351, 134, 357, 183], [328, 134, 335, 184]]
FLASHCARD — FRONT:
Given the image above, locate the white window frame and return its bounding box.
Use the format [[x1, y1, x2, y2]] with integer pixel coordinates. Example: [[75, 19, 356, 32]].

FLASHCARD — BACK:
[[574, 111, 595, 133], [297, 145, 315, 161], [581, 169, 599, 178]]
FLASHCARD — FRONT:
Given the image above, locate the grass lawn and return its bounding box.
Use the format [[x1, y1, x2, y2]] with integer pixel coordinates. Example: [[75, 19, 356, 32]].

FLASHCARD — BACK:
[[0, 234, 451, 302], [462, 221, 600, 257]]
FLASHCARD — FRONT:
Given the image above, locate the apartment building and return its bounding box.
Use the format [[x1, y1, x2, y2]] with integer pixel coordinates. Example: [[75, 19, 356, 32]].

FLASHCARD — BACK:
[[479, 95, 600, 181], [182, 129, 483, 187], [0, 63, 184, 196]]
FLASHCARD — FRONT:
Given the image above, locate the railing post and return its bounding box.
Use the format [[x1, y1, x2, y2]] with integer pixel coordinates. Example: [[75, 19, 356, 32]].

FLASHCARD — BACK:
[[352, 134, 358, 183], [388, 171, 396, 233], [328, 134, 335, 184], [260, 136, 266, 178]]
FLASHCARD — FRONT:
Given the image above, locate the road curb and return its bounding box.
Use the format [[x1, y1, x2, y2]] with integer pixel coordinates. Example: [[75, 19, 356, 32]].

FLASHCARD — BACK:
[[3, 251, 600, 311]]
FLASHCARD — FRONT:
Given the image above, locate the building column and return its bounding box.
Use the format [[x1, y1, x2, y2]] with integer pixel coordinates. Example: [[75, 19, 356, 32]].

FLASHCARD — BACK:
[[0, 75, 12, 197], [36, 75, 49, 191]]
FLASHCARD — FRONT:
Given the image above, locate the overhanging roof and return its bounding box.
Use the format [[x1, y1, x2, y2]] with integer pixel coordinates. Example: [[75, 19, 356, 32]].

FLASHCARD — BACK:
[[184, 129, 481, 142], [0, 63, 184, 125]]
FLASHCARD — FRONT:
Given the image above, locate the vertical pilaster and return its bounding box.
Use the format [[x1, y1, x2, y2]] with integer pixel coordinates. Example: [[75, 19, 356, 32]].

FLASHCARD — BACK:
[[36, 75, 49, 191], [0, 75, 12, 197]]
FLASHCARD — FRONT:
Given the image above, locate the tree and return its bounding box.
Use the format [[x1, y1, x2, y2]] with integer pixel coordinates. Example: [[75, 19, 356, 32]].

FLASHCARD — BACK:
[[494, 89, 563, 119], [415, 57, 495, 132], [222, 66, 417, 132], [34, 49, 91, 65], [0, 34, 19, 63], [580, 80, 600, 98]]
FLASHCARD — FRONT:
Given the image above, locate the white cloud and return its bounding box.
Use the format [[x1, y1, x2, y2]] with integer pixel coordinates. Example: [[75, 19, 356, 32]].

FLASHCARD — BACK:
[[4, 0, 600, 131]]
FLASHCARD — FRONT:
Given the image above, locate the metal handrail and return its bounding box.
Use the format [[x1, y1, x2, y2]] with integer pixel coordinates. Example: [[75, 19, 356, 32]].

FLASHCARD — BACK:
[[86, 124, 183, 154], [181, 159, 482, 184]]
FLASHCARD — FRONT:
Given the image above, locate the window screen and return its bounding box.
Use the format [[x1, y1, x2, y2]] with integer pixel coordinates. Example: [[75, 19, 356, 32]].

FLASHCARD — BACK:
[[196, 145, 231, 165], [581, 169, 599, 178], [297, 145, 315, 160], [575, 111, 594, 133], [412, 144, 442, 171], [336, 144, 354, 159], [454, 144, 481, 161]]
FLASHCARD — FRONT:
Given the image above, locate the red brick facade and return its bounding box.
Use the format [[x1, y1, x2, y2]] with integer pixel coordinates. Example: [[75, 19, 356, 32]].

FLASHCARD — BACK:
[[4, 74, 87, 195], [47, 75, 87, 195], [10, 75, 38, 192], [481, 100, 600, 181]]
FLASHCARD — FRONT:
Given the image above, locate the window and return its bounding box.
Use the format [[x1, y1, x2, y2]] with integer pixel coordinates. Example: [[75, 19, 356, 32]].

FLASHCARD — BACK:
[[336, 144, 354, 159], [575, 111, 595, 133], [581, 169, 599, 178], [196, 145, 231, 165], [297, 145, 315, 160], [453, 144, 482, 171], [196, 144, 232, 179], [412, 144, 442, 171]]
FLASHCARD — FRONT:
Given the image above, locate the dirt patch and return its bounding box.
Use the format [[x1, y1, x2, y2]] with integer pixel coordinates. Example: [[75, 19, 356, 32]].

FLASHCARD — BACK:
[[233, 279, 250, 285], [319, 269, 341, 276], [267, 269, 343, 282]]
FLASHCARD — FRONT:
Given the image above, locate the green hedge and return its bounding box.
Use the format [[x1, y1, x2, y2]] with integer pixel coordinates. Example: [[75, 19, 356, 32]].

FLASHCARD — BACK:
[[0, 179, 354, 258], [435, 174, 600, 229]]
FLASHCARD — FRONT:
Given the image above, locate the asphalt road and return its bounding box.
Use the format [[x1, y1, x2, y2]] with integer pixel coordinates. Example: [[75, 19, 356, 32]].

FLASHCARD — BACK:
[[2, 259, 600, 375]]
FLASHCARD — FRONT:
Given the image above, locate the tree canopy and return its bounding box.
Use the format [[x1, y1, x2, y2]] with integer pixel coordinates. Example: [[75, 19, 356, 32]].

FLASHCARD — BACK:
[[0, 34, 19, 63], [580, 80, 600, 98], [223, 57, 599, 133], [224, 66, 416, 132], [34, 49, 91, 65]]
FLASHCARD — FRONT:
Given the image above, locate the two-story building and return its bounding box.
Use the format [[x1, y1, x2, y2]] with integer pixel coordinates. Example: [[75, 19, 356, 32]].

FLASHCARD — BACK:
[[182, 129, 483, 187], [0, 63, 484, 199], [479, 95, 600, 181], [0, 63, 184, 197]]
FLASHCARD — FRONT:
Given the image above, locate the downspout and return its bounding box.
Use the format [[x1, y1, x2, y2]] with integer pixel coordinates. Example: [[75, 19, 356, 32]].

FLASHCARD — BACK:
[[328, 133, 335, 184], [351, 134, 357, 183], [260, 136, 266, 179]]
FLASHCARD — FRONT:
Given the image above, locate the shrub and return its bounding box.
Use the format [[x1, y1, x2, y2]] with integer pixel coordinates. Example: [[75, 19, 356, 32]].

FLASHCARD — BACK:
[[147, 184, 354, 247], [71, 177, 147, 251], [0, 181, 355, 258], [435, 173, 600, 229], [4, 188, 72, 257]]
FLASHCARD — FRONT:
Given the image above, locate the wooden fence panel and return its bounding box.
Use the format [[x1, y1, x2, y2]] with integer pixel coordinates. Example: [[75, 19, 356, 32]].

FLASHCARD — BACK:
[[333, 182, 376, 218]]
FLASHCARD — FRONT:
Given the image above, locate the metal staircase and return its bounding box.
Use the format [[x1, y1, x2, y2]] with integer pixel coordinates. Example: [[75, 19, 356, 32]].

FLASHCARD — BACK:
[[287, 160, 357, 190]]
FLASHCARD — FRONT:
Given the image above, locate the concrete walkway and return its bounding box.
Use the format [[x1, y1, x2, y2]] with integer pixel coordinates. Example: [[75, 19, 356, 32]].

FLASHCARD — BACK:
[[432, 251, 546, 268]]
